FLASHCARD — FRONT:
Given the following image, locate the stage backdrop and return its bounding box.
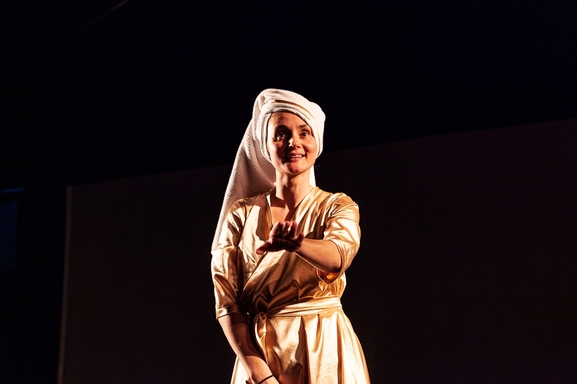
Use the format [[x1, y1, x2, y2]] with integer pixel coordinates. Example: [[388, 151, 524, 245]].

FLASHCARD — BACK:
[[59, 119, 576, 383]]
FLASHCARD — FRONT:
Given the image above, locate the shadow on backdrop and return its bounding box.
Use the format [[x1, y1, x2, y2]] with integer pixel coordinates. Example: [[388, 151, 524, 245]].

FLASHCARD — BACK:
[[59, 119, 576, 383]]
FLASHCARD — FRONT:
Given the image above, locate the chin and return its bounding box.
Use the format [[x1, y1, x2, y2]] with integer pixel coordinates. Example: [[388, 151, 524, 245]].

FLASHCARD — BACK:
[[286, 166, 313, 176]]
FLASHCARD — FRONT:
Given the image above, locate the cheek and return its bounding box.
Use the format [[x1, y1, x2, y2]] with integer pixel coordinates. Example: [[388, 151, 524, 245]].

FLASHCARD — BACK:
[[305, 140, 318, 156], [267, 141, 280, 159]]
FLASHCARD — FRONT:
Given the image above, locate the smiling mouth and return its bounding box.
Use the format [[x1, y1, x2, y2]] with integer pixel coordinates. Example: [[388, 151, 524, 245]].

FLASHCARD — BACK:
[[285, 154, 305, 160]]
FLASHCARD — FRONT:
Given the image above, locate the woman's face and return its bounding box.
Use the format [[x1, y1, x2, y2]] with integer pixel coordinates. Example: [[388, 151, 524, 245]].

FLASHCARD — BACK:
[[267, 112, 317, 178]]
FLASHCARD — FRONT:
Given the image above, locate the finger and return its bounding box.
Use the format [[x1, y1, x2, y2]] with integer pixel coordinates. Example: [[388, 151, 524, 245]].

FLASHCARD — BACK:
[[271, 222, 282, 236], [296, 232, 305, 242], [280, 222, 290, 237], [287, 222, 297, 239], [284, 221, 292, 235], [256, 242, 270, 255]]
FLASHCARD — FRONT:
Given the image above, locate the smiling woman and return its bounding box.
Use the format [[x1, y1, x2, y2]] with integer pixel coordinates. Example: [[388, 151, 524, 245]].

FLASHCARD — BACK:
[[267, 112, 318, 185], [211, 89, 371, 384]]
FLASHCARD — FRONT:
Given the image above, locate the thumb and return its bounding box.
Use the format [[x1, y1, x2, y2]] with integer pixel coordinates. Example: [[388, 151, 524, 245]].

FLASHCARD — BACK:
[[256, 242, 271, 255]]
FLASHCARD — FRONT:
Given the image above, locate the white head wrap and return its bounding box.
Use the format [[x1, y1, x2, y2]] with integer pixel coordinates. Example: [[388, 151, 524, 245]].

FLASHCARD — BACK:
[[212, 88, 326, 250]]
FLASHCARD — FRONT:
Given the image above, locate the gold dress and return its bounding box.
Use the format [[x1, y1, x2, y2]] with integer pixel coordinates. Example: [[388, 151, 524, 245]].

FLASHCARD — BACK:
[[212, 187, 370, 384]]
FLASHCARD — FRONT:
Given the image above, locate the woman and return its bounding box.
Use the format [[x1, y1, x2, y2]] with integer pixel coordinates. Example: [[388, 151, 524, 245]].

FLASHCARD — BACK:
[[211, 89, 370, 384]]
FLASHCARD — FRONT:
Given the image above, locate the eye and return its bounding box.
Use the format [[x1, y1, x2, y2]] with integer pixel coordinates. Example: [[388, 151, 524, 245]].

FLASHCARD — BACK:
[[300, 129, 311, 138], [274, 131, 288, 141]]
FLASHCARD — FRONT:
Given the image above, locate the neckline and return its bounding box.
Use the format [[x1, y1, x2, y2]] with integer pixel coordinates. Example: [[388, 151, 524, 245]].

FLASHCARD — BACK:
[[266, 186, 318, 225]]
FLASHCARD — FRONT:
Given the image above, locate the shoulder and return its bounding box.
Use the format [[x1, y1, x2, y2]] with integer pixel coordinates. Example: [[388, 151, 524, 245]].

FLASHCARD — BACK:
[[313, 188, 359, 214], [222, 192, 268, 233], [228, 191, 268, 215], [315, 188, 357, 205]]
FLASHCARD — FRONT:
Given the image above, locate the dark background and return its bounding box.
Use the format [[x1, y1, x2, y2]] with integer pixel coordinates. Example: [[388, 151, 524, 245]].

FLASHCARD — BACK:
[[1, 0, 576, 382], [59, 125, 576, 383]]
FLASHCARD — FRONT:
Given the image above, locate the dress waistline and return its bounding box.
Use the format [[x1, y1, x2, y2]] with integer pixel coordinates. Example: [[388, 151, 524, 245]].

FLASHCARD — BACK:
[[255, 296, 342, 318], [252, 296, 342, 357]]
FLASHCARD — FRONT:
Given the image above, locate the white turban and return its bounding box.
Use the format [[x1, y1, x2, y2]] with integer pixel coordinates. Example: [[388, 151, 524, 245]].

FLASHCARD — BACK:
[[212, 88, 326, 250]]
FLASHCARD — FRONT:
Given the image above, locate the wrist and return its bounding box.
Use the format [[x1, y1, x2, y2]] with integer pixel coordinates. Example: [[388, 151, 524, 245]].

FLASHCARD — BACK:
[[246, 359, 273, 384], [256, 374, 275, 384]]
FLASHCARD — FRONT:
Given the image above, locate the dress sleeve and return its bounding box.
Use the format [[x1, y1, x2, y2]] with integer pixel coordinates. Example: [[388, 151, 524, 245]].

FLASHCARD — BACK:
[[211, 200, 247, 319], [318, 193, 361, 283]]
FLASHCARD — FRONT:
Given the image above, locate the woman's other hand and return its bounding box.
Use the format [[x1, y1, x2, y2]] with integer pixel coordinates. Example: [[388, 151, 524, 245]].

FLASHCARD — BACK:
[[256, 221, 304, 255]]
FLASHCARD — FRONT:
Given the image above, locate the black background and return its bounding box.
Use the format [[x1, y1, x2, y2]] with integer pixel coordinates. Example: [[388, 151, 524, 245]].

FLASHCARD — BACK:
[[3, 0, 576, 187]]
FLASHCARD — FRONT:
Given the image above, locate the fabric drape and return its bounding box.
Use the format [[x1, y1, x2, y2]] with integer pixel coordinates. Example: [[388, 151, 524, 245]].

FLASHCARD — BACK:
[[211, 187, 370, 384]]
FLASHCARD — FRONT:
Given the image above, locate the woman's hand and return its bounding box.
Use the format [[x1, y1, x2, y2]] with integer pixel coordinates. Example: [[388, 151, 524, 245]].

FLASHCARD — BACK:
[[256, 221, 304, 255], [256, 221, 342, 272]]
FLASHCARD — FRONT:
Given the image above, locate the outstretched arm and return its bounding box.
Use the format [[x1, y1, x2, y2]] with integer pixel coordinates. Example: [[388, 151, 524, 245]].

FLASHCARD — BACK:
[[256, 221, 342, 273]]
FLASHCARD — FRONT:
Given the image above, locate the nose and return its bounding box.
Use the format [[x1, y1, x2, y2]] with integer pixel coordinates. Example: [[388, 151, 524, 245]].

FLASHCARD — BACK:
[[288, 134, 300, 148]]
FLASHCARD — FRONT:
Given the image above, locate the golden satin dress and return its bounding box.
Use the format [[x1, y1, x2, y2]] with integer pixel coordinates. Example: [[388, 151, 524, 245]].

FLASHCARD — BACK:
[[212, 187, 370, 384]]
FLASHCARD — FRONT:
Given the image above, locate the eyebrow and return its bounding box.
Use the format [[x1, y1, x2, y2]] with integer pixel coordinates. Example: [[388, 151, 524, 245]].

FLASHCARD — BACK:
[[274, 124, 310, 129]]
